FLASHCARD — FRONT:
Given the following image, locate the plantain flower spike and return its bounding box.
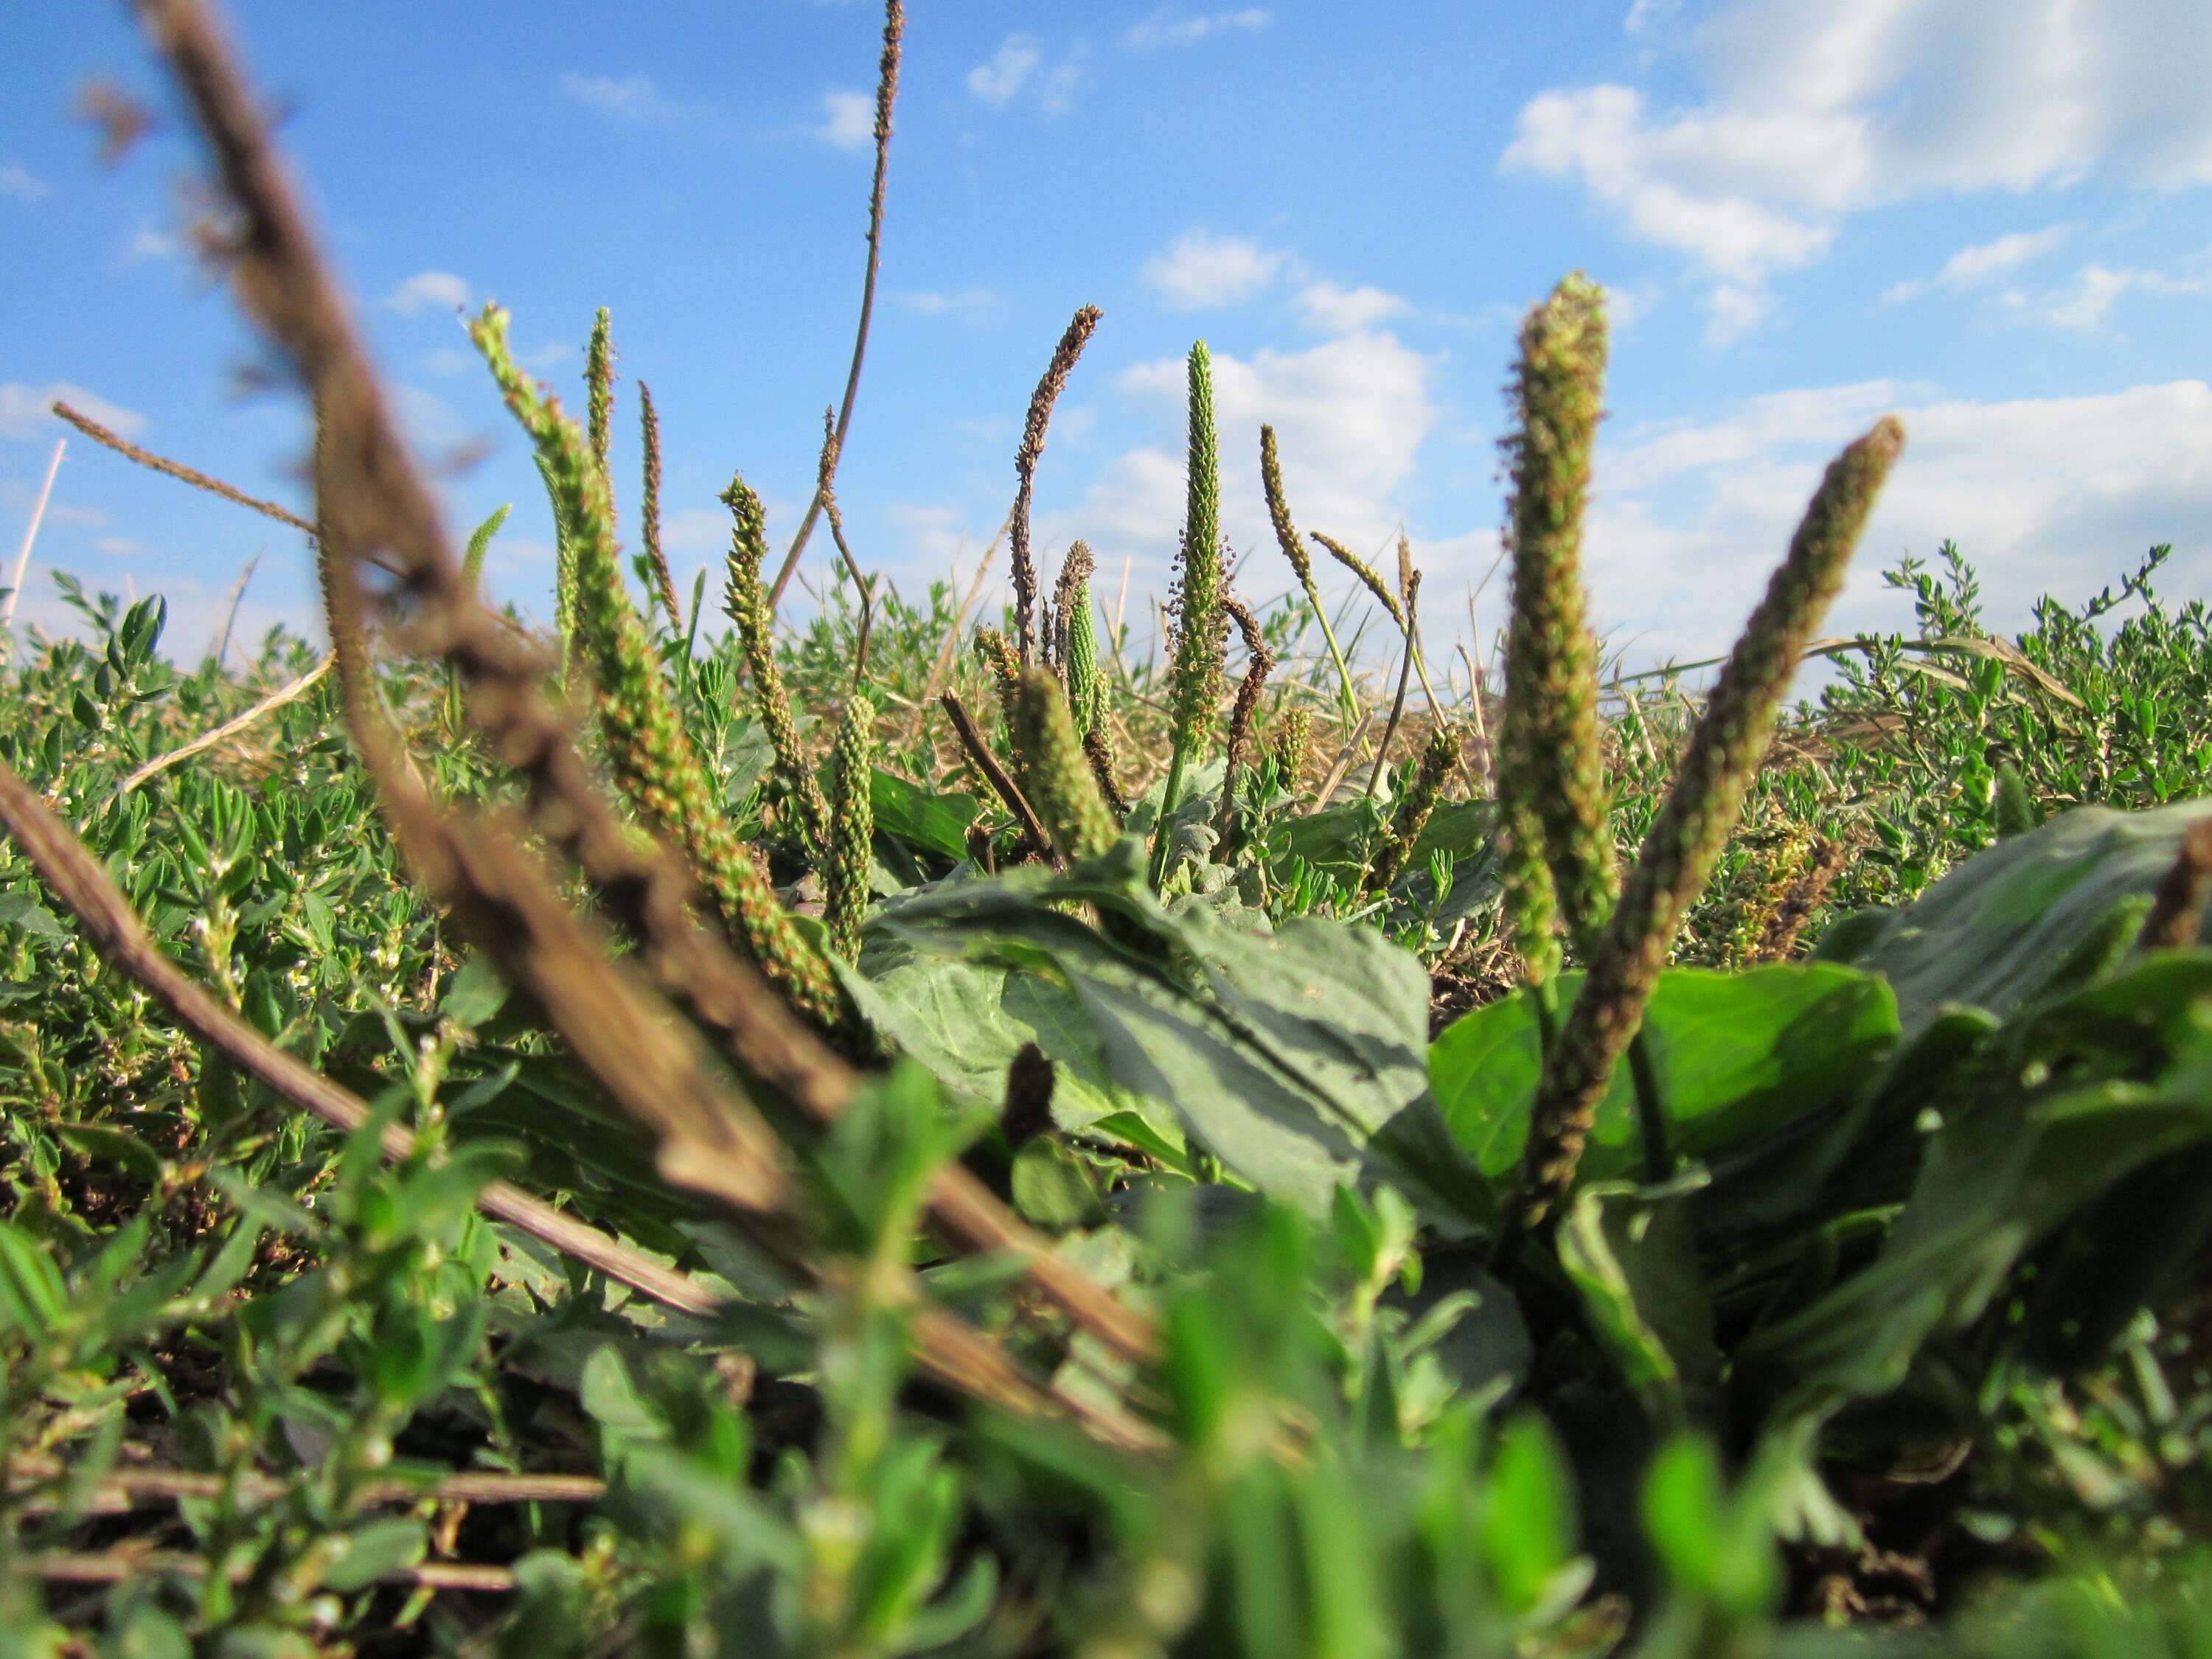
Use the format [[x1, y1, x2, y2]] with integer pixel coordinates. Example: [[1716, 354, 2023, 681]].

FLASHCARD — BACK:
[[1514, 416, 1907, 1228]]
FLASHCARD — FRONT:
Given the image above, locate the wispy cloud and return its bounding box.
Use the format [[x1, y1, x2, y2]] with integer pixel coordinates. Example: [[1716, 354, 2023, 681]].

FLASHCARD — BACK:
[[558, 72, 689, 123], [1502, 0, 2212, 347], [0, 160, 49, 201], [122, 223, 179, 264], [815, 88, 873, 150], [966, 35, 1086, 113], [1293, 280, 1408, 334], [0, 382, 145, 442], [967, 35, 1042, 105], [2003, 255, 2212, 334], [1122, 7, 1273, 51], [897, 288, 999, 321], [1141, 229, 1287, 310], [1884, 225, 2076, 302], [384, 271, 470, 316]]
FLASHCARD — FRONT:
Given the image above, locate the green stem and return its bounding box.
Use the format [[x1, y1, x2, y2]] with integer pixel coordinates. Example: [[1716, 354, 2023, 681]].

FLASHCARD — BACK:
[[1628, 1033, 1669, 1183], [1148, 745, 1192, 889]]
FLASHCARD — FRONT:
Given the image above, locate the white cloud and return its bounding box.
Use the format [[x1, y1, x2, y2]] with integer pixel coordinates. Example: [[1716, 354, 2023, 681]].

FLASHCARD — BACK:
[[1295, 281, 1409, 334], [1582, 378, 2212, 664], [0, 161, 49, 201], [1043, 330, 1439, 605], [1884, 225, 2076, 302], [967, 35, 1042, 105], [0, 382, 145, 442], [1141, 230, 1288, 311], [123, 223, 179, 264], [2005, 256, 2212, 333], [1607, 280, 1663, 330], [815, 88, 872, 151], [384, 271, 470, 316], [1122, 7, 1273, 50], [1037, 43, 1090, 114], [660, 507, 728, 556], [1703, 282, 1775, 348], [1503, 0, 2212, 344], [93, 536, 142, 557], [897, 288, 998, 321], [1624, 0, 1682, 34], [558, 72, 685, 122]]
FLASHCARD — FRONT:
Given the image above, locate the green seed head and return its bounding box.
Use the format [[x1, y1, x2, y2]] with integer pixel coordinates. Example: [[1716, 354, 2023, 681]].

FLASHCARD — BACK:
[[720, 473, 831, 861], [470, 304, 842, 1029], [1009, 669, 1119, 863], [1500, 271, 1617, 950], [827, 693, 877, 961], [1166, 342, 1224, 764], [1270, 706, 1312, 792]]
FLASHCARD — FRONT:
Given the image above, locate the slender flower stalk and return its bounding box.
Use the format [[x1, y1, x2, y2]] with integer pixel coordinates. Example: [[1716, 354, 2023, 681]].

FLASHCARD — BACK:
[[470, 305, 845, 1029], [1150, 341, 1224, 886], [1366, 722, 1460, 892], [1312, 530, 1405, 633], [586, 306, 616, 526], [1262, 425, 1356, 721], [721, 473, 832, 862], [1512, 417, 1907, 1229], [1214, 597, 1276, 842], [827, 692, 876, 961], [1499, 273, 1618, 953], [1009, 669, 1119, 863], [637, 382, 683, 630], [1011, 305, 1102, 664]]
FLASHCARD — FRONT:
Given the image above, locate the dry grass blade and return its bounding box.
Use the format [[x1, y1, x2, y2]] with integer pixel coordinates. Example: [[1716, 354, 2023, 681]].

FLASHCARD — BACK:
[[103, 650, 334, 806], [3, 437, 66, 633], [1366, 571, 1421, 799], [24, 1551, 517, 1594], [768, 0, 904, 610], [0, 751, 722, 1318]]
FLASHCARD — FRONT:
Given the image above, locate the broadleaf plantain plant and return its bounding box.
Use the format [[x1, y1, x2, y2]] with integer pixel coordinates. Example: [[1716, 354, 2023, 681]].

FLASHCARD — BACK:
[[7, 1, 2212, 1652]]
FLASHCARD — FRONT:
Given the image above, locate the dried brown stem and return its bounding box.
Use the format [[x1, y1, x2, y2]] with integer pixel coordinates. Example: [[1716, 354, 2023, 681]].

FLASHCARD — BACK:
[[54, 398, 315, 537], [942, 689, 1054, 864], [767, 0, 903, 610]]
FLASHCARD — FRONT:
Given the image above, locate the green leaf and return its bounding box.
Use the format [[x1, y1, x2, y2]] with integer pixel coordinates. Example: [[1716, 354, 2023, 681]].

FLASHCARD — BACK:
[[1430, 963, 1897, 1184], [880, 857, 1496, 1236], [0, 1219, 68, 1338], [1009, 1138, 1109, 1232], [56, 1123, 166, 1185], [1557, 1175, 1722, 1419], [0, 889, 68, 942], [1850, 796, 2212, 1036], [438, 954, 509, 1030], [321, 1517, 428, 1592], [1734, 1012, 2212, 1419], [870, 769, 981, 862]]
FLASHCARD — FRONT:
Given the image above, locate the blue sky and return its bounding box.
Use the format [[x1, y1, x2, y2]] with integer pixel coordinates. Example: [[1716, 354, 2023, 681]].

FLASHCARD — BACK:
[[4, 1, 2210, 678]]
